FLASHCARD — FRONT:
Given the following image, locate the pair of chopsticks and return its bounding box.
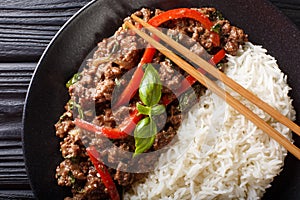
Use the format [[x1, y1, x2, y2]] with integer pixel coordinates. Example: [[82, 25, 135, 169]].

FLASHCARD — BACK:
[[124, 15, 300, 160]]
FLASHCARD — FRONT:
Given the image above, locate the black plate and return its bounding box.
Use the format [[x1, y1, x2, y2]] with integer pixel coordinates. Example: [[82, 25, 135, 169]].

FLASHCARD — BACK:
[[22, 0, 300, 199]]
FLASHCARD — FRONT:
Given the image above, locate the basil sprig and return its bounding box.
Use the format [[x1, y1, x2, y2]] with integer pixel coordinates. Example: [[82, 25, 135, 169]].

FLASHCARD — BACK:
[[134, 64, 165, 156]]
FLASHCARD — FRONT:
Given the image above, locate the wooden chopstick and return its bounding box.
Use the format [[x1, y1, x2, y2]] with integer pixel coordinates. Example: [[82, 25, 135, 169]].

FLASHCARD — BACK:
[[131, 14, 300, 138], [124, 19, 300, 160]]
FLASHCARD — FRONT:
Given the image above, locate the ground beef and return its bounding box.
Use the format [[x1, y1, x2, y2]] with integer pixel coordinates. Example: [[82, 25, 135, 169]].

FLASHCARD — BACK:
[[135, 8, 152, 22], [123, 8, 153, 30], [159, 59, 182, 91], [93, 108, 115, 127], [94, 79, 115, 103], [114, 163, 135, 186], [112, 106, 132, 126], [94, 32, 146, 70], [169, 112, 182, 129], [71, 167, 110, 200], [56, 159, 87, 187], [114, 163, 148, 187], [60, 133, 85, 159], [55, 111, 74, 138], [225, 26, 248, 55], [153, 127, 177, 150], [107, 145, 132, 165]]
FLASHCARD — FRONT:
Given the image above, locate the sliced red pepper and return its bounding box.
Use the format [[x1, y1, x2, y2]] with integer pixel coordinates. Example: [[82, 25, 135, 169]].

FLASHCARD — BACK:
[[74, 108, 142, 139], [86, 146, 120, 200], [148, 8, 213, 29], [209, 49, 226, 65], [210, 32, 220, 47], [74, 118, 126, 139], [114, 8, 220, 108]]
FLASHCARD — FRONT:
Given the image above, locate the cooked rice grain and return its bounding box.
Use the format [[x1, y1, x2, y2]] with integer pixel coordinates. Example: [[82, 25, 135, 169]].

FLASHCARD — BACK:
[[124, 42, 296, 200]]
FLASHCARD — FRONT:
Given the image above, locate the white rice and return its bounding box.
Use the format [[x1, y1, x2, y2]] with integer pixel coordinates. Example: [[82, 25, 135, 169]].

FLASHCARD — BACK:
[[124, 42, 296, 200]]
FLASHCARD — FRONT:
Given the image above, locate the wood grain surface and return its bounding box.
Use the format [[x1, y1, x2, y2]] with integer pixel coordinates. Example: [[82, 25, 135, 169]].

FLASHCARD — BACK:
[[0, 0, 299, 199]]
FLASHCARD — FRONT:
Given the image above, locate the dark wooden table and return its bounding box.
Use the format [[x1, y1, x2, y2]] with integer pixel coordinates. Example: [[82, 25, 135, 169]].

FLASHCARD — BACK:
[[0, 0, 299, 199]]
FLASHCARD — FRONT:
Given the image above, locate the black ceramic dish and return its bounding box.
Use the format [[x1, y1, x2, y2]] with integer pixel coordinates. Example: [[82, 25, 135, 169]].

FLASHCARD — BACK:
[[22, 0, 300, 199]]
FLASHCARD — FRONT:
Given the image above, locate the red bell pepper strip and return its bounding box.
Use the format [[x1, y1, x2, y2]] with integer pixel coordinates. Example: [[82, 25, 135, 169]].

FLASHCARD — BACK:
[[148, 8, 213, 29], [209, 49, 226, 65], [86, 146, 120, 200], [210, 31, 220, 47], [74, 108, 142, 139], [114, 8, 220, 108], [149, 8, 220, 47], [74, 118, 127, 139]]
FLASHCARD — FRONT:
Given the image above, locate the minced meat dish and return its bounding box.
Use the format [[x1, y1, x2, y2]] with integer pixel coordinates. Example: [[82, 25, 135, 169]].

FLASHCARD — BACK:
[[55, 7, 247, 199]]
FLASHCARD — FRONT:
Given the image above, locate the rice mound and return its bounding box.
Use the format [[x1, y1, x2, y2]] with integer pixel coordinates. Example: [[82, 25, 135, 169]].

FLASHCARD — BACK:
[[124, 42, 296, 200]]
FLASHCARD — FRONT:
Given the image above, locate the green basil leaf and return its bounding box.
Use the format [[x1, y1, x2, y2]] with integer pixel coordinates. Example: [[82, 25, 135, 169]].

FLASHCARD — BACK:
[[151, 104, 166, 116], [139, 64, 162, 106], [66, 73, 81, 88], [136, 102, 151, 116], [133, 135, 155, 157], [134, 117, 157, 156], [134, 117, 157, 138]]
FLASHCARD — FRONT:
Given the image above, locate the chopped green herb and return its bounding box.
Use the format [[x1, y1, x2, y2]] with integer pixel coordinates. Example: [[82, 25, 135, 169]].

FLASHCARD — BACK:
[[70, 156, 80, 163], [66, 73, 81, 88], [211, 23, 222, 34], [68, 100, 84, 119], [68, 171, 76, 184], [111, 41, 120, 54], [136, 103, 166, 117], [58, 112, 68, 123]]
